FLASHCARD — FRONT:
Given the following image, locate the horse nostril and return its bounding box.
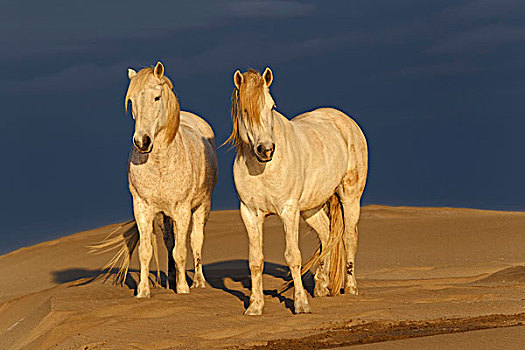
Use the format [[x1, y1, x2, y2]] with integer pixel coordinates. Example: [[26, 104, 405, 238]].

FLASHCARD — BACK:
[[256, 144, 264, 155], [143, 135, 151, 149], [270, 143, 275, 152]]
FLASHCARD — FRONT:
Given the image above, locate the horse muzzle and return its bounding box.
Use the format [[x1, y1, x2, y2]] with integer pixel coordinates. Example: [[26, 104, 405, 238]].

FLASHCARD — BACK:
[[255, 143, 275, 163], [133, 134, 153, 154]]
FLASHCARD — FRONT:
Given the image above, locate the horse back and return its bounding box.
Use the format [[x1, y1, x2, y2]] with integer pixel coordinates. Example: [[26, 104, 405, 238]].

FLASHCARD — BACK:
[[292, 107, 368, 191]]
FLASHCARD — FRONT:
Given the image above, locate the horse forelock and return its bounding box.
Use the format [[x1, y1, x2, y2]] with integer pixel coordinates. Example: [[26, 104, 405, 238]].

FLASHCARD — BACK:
[[124, 67, 180, 144], [226, 69, 265, 150]]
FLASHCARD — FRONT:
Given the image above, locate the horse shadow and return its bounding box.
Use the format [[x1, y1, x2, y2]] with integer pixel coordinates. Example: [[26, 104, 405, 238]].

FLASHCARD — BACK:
[[196, 259, 314, 313], [53, 260, 314, 314], [52, 267, 169, 296]]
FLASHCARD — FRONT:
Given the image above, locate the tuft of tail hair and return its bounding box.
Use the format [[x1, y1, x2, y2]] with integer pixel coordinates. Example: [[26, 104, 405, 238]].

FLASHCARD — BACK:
[[281, 194, 346, 296], [88, 220, 161, 286]]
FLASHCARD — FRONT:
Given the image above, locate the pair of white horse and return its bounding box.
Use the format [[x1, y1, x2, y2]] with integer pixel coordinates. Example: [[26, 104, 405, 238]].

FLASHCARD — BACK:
[[105, 62, 367, 315]]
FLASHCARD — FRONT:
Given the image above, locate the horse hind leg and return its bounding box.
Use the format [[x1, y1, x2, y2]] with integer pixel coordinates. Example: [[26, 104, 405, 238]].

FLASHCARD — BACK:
[[160, 214, 176, 290], [190, 203, 209, 288], [301, 207, 331, 297], [336, 170, 363, 295]]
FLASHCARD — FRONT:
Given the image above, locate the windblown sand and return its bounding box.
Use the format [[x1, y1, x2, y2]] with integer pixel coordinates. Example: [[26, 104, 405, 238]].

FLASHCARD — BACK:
[[0, 206, 524, 349]]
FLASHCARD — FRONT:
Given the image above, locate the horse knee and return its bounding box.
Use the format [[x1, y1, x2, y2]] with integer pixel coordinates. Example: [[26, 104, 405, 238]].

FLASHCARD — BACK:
[[172, 249, 186, 266], [249, 261, 263, 275], [138, 240, 152, 260], [284, 249, 301, 268]]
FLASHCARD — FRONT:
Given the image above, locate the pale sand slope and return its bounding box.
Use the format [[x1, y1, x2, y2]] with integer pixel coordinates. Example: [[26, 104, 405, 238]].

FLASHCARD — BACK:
[[0, 206, 524, 349]]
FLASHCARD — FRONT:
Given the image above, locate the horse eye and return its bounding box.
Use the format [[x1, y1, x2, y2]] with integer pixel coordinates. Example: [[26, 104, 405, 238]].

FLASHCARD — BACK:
[[154, 96, 161, 101]]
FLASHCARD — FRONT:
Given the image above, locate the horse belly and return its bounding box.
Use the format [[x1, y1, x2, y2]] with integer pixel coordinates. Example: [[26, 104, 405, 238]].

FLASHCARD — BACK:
[[299, 164, 347, 210], [297, 133, 348, 210]]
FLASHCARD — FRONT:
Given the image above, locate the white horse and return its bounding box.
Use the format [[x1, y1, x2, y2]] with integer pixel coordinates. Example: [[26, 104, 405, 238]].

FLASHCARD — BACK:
[[99, 62, 218, 298], [227, 68, 368, 315]]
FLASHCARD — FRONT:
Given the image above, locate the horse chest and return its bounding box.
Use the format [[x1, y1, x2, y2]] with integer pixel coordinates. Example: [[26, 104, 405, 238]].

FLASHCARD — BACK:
[[234, 165, 297, 212], [234, 154, 345, 213], [129, 161, 190, 204]]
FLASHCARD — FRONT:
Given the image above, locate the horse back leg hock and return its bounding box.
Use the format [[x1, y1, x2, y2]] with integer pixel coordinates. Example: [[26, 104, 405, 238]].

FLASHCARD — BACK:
[[190, 203, 209, 288], [161, 215, 176, 290], [337, 185, 361, 295], [302, 207, 331, 297]]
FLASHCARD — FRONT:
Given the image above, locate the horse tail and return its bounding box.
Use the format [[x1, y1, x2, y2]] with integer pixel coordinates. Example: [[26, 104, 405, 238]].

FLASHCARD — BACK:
[[281, 194, 346, 296], [326, 193, 346, 296], [88, 220, 161, 286]]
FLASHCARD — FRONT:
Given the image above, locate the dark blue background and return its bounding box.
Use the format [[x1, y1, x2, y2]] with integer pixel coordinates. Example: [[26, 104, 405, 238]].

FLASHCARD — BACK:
[[1, 1, 524, 253]]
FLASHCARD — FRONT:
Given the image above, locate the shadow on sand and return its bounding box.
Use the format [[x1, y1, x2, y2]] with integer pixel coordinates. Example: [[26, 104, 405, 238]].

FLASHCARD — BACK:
[[53, 267, 158, 295], [52, 259, 315, 313], [201, 259, 314, 312]]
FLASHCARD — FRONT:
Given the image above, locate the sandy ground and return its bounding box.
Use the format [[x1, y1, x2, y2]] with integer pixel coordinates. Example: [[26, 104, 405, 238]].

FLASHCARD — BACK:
[[0, 205, 524, 349]]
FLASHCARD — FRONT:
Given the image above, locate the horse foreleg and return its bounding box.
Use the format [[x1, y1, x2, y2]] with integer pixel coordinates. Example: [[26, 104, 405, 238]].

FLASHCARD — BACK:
[[134, 197, 155, 298], [302, 207, 331, 297], [172, 207, 192, 294], [240, 202, 265, 315], [282, 204, 311, 314], [190, 203, 209, 288]]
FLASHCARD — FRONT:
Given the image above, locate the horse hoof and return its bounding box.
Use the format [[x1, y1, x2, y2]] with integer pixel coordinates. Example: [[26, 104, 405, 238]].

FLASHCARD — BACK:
[[244, 302, 264, 316], [136, 283, 150, 298], [314, 286, 330, 297], [191, 281, 206, 288], [177, 285, 190, 294], [191, 274, 206, 288], [294, 301, 312, 314], [136, 290, 150, 298], [345, 285, 359, 295]]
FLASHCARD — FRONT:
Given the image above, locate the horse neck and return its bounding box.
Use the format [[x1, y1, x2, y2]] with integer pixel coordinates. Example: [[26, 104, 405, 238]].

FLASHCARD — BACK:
[[271, 110, 293, 146], [148, 121, 182, 161]]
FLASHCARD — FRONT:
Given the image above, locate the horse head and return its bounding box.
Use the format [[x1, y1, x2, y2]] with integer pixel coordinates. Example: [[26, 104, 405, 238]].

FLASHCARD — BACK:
[[228, 67, 276, 162], [125, 62, 180, 154]]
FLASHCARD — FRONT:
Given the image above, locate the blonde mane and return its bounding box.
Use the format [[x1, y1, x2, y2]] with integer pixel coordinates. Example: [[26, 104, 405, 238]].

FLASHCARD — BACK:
[[226, 69, 265, 150], [124, 67, 180, 144]]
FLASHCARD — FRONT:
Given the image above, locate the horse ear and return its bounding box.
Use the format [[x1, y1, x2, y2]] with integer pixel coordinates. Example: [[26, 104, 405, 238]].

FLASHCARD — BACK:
[[234, 70, 243, 89], [263, 67, 273, 87], [154, 62, 164, 79], [128, 68, 137, 80]]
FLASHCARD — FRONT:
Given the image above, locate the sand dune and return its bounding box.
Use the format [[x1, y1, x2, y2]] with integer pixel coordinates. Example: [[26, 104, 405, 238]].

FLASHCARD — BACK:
[[0, 206, 524, 349]]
